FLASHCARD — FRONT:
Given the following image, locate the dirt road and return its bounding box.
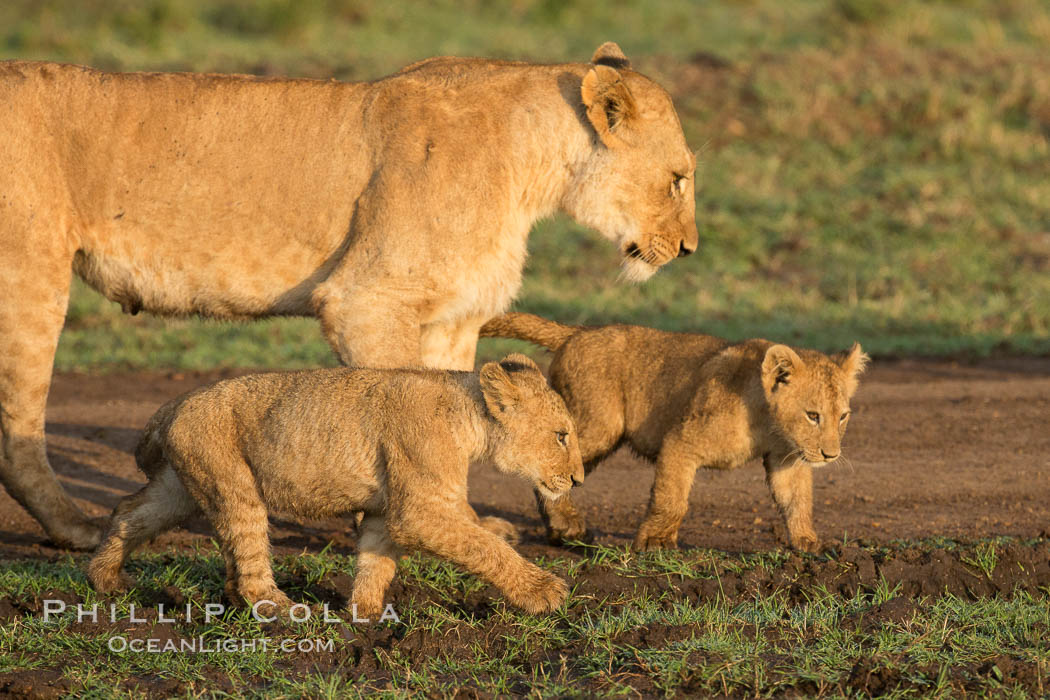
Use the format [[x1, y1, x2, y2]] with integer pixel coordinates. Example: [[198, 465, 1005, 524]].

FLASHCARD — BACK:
[[1, 358, 1048, 558]]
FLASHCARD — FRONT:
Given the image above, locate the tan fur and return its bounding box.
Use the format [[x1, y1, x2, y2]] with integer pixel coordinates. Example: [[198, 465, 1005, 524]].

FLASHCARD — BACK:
[[0, 43, 697, 549], [480, 313, 869, 552], [87, 354, 584, 616]]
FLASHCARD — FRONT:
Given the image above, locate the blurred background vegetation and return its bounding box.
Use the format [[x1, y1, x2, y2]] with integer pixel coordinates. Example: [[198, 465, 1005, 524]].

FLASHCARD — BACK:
[[3, 0, 1048, 369]]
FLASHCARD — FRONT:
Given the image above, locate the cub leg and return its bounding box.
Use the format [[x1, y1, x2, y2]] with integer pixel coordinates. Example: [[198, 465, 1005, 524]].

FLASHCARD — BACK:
[[87, 467, 198, 592], [633, 440, 700, 552], [392, 505, 568, 614], [0, 259, 101, 550], [534, 406, 622, 544], [458, 499, 520, 545], [479, 516, 521, 545], [173, 450, 290, 609], [534, 489, 589, 545], [350, 514, 403, 619], [764, 454, 819, 552], [221, 546, 239, 602]]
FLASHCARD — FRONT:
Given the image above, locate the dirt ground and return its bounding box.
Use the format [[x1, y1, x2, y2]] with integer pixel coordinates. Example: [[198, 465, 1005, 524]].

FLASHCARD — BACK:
[[1, 356, 1048, 559]]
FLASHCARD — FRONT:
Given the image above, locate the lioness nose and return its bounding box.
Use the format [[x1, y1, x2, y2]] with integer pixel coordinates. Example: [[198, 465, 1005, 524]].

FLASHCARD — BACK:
[[820, 449, 839, 461], [678, 241, 695, 257]]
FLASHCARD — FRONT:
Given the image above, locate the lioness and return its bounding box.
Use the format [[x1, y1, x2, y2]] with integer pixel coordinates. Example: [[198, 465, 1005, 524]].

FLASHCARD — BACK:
[[480, 313, 868, 552], [0, 42, 698, 549], [87, 354, 583, 616]]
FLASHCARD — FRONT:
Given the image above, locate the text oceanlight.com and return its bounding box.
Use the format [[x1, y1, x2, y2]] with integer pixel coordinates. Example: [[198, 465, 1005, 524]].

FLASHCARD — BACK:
[[107, 636, 335, 653]]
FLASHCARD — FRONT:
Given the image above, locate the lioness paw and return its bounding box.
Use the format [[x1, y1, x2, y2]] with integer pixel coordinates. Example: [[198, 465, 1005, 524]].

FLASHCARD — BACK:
[[54, 518, 105, 551]]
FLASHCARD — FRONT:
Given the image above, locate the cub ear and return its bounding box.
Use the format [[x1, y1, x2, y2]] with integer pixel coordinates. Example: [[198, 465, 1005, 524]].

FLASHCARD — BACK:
[[581, 64, 636, 146], [499, 353, 541, 374], [480, 361, 522, 417], [836, 342, 870, 396], [762, 344, 803, 393], [591, 41, 631, 70]]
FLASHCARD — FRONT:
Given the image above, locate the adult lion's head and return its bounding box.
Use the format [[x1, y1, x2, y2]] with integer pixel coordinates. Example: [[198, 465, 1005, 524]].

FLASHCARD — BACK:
[[563, 42, 699, 282]]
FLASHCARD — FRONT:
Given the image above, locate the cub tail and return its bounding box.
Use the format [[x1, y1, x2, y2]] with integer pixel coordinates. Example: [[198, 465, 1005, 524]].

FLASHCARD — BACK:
[[479, 312, 578, 352]]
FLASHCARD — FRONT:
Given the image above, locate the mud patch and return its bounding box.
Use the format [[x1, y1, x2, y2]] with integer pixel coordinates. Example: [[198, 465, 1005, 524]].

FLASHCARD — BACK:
[[0, 670, 71, 700], [2, 539, 1047, 697]]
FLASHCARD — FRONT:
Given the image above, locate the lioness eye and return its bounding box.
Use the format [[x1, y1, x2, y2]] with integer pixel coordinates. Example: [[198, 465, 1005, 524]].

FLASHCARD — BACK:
[[840, 411, 850, 422], [670, 174, 686, 196], [556, 431, 569, 447], [805, 411, 820, 424]]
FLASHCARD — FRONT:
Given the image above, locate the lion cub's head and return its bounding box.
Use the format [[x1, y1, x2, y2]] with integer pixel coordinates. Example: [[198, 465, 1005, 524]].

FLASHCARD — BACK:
[[480, 354, 584, 498], [562, 42, 700, 283], [761, 343, 870, 466]]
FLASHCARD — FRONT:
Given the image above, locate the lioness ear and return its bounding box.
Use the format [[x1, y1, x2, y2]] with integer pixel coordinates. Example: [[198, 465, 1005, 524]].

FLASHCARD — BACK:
[[591, 41, 631, 70], [836, 342, 870, 397], [762, 344, 802, 394], [581, 64, 636, 146], [480, 361, 522, 417]]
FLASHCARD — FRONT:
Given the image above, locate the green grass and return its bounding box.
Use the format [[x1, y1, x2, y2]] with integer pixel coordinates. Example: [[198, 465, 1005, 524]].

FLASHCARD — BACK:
[[1, 0, 1046, 370], [2, 539, 1048, 696]]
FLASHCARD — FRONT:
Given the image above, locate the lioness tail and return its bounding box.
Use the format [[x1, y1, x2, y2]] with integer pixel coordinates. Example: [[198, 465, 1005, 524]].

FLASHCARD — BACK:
[[479, 312, 578, 351]]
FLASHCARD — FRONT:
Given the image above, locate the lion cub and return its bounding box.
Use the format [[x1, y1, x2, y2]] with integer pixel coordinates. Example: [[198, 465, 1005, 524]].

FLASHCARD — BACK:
[[88, 355, 583, 616], [481, 314, 868, 552]]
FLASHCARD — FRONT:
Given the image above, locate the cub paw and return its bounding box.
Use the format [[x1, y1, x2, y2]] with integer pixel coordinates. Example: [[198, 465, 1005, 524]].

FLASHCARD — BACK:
[[348, 596, 385, 621], [632, 527, 679, 552], [239, 588, 294, 613], [480, 516, 520, 545], [508, 570, 569, 614], [87, 565, 134, 594], [547, 520, 592, 546], [791, 533, 821, 553]]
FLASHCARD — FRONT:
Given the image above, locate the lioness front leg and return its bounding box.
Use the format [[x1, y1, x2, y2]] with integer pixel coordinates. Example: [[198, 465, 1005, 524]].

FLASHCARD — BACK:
[[0, 256, 102, 550], [393, 505, 568, 614], [764, 455, 819, 552], [634, 441, 700, 552], [419, 317, 485, 371], [313, 283, 424, 368]]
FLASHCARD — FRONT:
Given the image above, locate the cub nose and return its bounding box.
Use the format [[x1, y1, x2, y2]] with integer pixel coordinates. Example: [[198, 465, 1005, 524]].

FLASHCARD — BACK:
[[820, 449, 839, 461], [678, 241, 695, 257], [571, 472, 584, 487]]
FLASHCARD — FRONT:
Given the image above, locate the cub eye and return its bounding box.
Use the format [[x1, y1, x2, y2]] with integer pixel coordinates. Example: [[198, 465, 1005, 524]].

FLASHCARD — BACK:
[[805, 411, 820, 424], [840, 411, 850, 422], [556, 431, 569, 447]]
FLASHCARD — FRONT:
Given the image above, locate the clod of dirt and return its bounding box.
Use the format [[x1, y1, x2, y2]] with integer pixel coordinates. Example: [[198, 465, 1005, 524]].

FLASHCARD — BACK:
[[0, 670, 70, 700], [852, 596, 921, 631], [614, 623, 698, 648], [846, 658, 908, 695]]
